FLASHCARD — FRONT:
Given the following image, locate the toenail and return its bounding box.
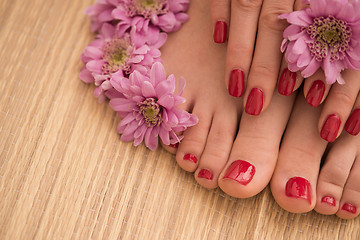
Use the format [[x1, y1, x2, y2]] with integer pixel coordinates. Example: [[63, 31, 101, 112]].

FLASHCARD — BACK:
[[342, 203, 357, 214], [278, 68, 296, 96], [198, 169, 213, 180], [169, 143, 179, 148], [223, 160, 255, 185], [228, 69, 245, 98], [306, 80, 325, 107], [321, 196, 336, 206], [245, 88, 263, 116], [183, 153, 197, 163], [320, 114, 341, 142], [285, 177, 311, 204], [345, 109, 360, 136], [213, 21, 227, 43]]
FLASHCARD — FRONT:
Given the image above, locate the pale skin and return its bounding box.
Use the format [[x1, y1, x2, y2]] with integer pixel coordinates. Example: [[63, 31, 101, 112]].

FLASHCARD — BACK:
[[160, 0, 360, 219]]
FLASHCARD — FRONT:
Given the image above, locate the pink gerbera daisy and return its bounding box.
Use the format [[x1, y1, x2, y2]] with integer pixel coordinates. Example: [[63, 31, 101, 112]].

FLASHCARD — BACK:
[[84, 0, 120, 32], [109, 62, 198, 150], [280, 0, 360, 84], [79, 23, 166, 102], [112, 0, 190, 35]]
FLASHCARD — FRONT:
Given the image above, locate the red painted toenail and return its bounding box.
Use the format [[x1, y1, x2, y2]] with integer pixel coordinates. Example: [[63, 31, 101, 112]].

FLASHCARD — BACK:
[[228, 69, 245, 98], [320, 114, 341, 142], [245, 88, 263, 116], [213, 21, 227, 43], [198, 169, 213, 180], [278, 68, 296, 96], [169, 143, 179, 148], [183, 153, 197, 163], [306, 80, 325, 107], [342, 203, 357, 214], [345, 109, 360, 136], [321, 196, 336, 206], [223, 160, 255, 185], [285, 177, 311, 204]]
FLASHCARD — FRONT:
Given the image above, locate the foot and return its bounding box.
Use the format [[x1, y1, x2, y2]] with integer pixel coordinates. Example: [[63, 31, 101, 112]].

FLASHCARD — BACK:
[[160, 0, 242, 189], [270, 92, 360, 219]]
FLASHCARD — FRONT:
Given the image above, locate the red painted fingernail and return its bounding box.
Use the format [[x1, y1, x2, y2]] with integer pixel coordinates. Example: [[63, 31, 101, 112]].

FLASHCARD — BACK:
[[278, 68, 296, 96], [342, 203, 357, 214], [320, 114, 341, 142], [223, 160, 255, 185], [169, 143, 179, 148], [198, 169, 213, 180], [306, 80, 325, 107], [285, 177, 311, 204], [213, 21, 227, 43], [245, 88, 263, 115], [321, 196, 336, 206], [183, 153, 197, 163], [228, 69, 245, 97], [345, 109, 360, 136]]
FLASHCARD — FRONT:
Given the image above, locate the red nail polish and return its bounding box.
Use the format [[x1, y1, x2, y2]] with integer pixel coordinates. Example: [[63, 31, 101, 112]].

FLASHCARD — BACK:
[[228, 69, 245, 97], [245, 88, 263, 115], [345, 109, 360, 136], [169, 143, 179, 148], [198, 169, 213, 180], [342, 203, 357, 214], [320, 114, 341, 142], [321, 196, 336, 206], [183, 153, 197, 163], [278, 68, 296, 96], [306, 80, 325, 107], [285, 177, 311, 204], [214, 21, 227, 43], [223, 160, 255, 185]]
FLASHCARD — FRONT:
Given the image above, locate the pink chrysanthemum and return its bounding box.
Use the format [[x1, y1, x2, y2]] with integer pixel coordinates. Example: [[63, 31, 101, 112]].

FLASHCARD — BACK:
[[112, 0, 189, 35], [80, 23, 166, 102], [109, 62, 198, 150], [280, 0, 360, 84], [84, 0, 120, 32]]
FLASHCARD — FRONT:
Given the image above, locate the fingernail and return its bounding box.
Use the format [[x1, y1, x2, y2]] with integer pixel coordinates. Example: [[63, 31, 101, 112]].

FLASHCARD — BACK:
[[213, 21, 227, 43], [198, 169, 213, 180], [306, 80, 325, 107], [228, 69, 245, 97], [345, 109, 360, 136], [278, 68, 296, 96], [320, 114, 341, 142], [342, 203, 357, 214], [169, 143, 179, 148], [321, 196, 336, 206], [223, 160, 255, 185], [245, 88, 263, 115], [285, 177, 311, 204], [183, 153, 197, 163]]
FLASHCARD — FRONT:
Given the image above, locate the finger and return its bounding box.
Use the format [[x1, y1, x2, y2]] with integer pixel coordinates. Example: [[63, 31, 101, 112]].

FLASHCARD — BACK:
[[225, 0, 263, 98], [211, 0, 230, 43], [303, 70, 331, 107], [277, 56, 303, 96], [345, 94, 360, 136], [242, 0, 294, 115], [318, 70, 360, 142]]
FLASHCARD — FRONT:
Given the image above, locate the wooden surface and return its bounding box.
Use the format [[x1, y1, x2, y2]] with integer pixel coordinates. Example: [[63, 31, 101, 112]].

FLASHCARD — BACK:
[[0, 0, 359, 239]]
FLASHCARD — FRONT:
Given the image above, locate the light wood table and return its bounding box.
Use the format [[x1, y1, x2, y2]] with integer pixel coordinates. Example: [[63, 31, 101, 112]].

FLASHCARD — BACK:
[[0, 0, 359, 239]]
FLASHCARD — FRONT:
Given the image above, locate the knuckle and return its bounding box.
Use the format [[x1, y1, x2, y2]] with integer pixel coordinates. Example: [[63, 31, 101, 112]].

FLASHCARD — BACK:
[[330, 89, 355, 108], [259, 7, 291, 32], [227, 42, 253, 58], [251, 62, 274, 79], [233, 0, 263, 11]]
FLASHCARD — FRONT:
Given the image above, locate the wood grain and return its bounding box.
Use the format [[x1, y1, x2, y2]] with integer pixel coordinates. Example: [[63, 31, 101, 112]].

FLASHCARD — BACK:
[[0, 0, 359, 239]]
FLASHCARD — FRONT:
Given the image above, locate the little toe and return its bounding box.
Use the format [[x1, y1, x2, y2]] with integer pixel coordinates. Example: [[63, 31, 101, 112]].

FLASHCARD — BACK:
[[270, 93, 327, 213], [219, 90, 295, 198]]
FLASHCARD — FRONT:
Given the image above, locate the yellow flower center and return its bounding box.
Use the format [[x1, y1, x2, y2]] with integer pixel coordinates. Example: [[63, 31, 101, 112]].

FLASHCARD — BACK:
[[138, 98, 162, 127]]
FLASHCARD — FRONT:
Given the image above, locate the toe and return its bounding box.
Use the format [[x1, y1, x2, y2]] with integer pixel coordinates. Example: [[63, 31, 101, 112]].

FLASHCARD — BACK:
[[219, 90, 295, 198], [270, 93, 327, 213], [314, 136, 356, 215]]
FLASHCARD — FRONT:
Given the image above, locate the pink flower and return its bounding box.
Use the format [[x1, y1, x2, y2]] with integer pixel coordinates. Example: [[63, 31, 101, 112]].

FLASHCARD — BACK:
[[112, 0, 189, 35], [79, 23, 166, 102], [84, 0, 120, 32], [280, 0, 360, 84], [109, 62, 198, 150]]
